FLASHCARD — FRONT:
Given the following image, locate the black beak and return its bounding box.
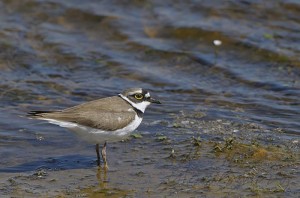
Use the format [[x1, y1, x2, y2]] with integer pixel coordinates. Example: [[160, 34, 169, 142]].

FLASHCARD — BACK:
[[148, 97, 161, 104]]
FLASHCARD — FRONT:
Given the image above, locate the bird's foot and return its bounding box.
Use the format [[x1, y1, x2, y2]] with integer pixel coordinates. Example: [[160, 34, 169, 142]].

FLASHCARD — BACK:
[[103, 163, 109, 170]]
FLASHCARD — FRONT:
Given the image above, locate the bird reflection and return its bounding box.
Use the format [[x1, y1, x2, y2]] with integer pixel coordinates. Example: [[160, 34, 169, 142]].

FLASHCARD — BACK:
[[96, 166, 108, 189]]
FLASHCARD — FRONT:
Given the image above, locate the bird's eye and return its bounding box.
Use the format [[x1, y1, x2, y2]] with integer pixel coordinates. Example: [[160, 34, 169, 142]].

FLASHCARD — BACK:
[[134, 93, 144, 100]]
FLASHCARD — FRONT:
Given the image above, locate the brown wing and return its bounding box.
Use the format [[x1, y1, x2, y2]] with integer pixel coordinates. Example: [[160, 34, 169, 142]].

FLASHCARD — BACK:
[[41, 111, 136, 131], [62, 96, 132, 113], [29, 96, 136, 131]]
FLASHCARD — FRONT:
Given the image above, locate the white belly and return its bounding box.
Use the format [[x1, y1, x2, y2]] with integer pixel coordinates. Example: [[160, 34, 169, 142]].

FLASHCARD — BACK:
[[40, 115, 143, 143]]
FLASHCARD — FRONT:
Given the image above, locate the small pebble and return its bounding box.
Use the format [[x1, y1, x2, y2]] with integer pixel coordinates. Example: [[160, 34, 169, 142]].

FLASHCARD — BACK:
[[213, 40, 222, 46]]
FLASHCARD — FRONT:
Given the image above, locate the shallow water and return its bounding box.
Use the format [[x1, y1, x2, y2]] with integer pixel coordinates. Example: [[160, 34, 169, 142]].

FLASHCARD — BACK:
[[0, 0, 299, 197]]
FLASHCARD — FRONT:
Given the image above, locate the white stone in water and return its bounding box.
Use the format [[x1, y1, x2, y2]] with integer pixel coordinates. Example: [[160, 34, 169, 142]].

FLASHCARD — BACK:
[[292, 140, 298, 144], [213, 40, 222, 46]]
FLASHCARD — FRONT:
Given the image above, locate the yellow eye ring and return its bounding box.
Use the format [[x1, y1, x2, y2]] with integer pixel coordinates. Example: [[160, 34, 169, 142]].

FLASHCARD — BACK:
[[134, 94, 144, 100]]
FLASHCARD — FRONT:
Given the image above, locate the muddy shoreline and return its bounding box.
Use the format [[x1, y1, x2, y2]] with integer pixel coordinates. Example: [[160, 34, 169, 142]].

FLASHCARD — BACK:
[[1, 113, 299, 197]]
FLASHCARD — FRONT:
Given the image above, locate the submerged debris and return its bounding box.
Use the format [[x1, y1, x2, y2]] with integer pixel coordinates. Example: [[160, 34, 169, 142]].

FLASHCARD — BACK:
[[131, 133, 143, 139]]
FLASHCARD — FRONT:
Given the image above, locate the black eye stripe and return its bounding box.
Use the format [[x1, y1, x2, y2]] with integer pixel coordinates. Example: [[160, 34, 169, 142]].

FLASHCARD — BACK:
[[131, 93, 143, 96]]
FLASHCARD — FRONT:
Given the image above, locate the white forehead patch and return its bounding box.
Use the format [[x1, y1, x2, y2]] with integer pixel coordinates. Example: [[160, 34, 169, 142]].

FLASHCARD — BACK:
[[145, 92, 150, 98]]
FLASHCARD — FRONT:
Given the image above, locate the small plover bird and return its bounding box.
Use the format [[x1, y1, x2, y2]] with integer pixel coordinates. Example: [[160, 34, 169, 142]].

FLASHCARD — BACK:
[[28, 88, 161, 168]]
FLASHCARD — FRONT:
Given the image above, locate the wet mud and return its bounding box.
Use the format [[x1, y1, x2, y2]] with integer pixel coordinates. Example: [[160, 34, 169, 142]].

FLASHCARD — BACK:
[[0, 112, 299, 197]]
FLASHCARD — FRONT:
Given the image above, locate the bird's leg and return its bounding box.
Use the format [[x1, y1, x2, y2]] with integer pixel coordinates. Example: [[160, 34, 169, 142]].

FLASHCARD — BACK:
[[101, 141, 108, 169], [95, 143, 101, 166]]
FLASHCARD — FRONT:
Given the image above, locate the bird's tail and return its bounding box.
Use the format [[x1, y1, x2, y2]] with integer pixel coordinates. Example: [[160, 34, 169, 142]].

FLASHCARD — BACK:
[[27, 111, 54, 118]]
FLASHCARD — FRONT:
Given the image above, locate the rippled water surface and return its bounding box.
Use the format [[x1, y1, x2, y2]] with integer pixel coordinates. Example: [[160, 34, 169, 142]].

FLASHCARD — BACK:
[[0, 0, 299, 197]]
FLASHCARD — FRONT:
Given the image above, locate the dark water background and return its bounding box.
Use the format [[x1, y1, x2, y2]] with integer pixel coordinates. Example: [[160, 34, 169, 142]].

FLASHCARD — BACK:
[[0, 0, 299, 197]]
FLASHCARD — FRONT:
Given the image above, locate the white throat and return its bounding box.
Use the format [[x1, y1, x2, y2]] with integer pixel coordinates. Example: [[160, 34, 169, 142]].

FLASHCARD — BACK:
[[119, 94, 150, 113]]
